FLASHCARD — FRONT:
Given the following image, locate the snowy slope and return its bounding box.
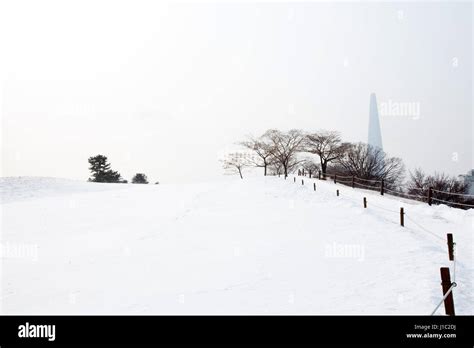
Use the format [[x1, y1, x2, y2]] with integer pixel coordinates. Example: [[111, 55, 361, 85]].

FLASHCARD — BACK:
[[0, 176, 472, 314], [0, 177, 126, 204]]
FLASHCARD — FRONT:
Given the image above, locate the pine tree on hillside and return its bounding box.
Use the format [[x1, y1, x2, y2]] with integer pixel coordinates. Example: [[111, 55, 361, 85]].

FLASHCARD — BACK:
[[88, 155, 123, 183], [103, 169, 123, 183]]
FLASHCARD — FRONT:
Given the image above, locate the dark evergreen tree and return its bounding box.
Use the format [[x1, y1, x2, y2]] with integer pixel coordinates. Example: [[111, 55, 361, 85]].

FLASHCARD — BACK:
[[88, 155, 123, 183], [103, 170, 123, 183], [132, 173, 149, 184]]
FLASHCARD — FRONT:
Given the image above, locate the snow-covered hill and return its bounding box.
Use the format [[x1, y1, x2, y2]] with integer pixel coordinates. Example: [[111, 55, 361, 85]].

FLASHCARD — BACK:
[[0, 176, 472, 314]]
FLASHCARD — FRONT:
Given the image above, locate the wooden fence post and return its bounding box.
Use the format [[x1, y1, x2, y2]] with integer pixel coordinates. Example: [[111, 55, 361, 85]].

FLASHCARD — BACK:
[[447, 233, 454, 261], [294, 177, 296, 183], [334, 174, 337, 184], [302, 179, 304, 185], [336, 189, 339, 196], [352, 176, 355, 188], [309, 170, 312, 178], [440, 267, 455, 316], [313, 183, 316, 191], [318, 171, 321, 180], [400, 207, 404, 227], [363, 197, 367, 208], [380, 179, 384, 195], [428, 187, 433, 206]]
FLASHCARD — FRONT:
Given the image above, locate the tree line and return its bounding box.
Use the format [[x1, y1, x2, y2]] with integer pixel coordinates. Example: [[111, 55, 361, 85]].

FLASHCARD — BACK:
[[223, 129, 470, 204], [87, 155, 155, 184]]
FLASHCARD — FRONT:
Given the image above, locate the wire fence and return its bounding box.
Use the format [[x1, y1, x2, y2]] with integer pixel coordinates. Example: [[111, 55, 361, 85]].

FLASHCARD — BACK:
[[430, 282, 456, 316], [452, 243, 457, 283], [431, 197, 474, 208], [430, 242, 457, 316], [296, 173, 449, 242], [353, 182, 378, 190], [432, 189, 474, 197], [318, 171, 474, 210], [289, 173, 460, 316], [404, 214, 446, 243]]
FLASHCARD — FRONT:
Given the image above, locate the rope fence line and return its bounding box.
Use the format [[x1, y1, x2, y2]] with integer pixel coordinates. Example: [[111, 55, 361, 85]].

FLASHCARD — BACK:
[[381, 187, 400, 194], [431, 197, 474, 208], [452, 243, 457, 283], [384, 190, 430, 203], [404, 215, 446, 243], [343, 193, 410, 228], [349, 187, 459, 316], [335, 179, 353, 184], [430, 240, 457, 316], [384, 187, 427, 200], [317, 177, 407, 225], [430, 282, 457, 316], [300, 174, 450, 244], [295, 175, 406, 229], [353, 182, 379, 190], [383, 187, 405, 195], [330, 174, 353, 179], [337, 178, 354, 182], [287, 174, 462, 315], [288, 174, 461, 316], [408, 187, 425, 192], [354, 177, 381, 183], [365, 201, 400, 214], [318, 171, 474, 210], [294, 175, 459, 243], [432, 189, 474, 197], [313, 176, 406, 224]]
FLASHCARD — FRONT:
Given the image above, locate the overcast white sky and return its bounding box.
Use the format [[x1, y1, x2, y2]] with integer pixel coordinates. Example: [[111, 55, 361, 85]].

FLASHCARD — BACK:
[[0, 0, 472, 183]]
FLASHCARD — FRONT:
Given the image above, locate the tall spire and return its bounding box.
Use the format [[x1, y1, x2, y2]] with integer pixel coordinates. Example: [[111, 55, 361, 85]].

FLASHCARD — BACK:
[[368, 93, 383, 150]]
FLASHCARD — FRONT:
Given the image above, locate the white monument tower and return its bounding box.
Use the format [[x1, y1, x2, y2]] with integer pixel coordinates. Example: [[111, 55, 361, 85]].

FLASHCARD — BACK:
[[368, 93, 383, 150]]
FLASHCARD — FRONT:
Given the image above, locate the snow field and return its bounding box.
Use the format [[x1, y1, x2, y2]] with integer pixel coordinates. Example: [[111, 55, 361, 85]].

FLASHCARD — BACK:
[[0, 176, 472, 314]]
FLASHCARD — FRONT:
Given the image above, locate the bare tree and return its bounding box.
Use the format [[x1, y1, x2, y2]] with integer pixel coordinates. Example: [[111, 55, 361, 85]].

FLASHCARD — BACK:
[[301, 159, 320, 177], [407, 168, 469, 205], [406, 168, 427, 198], [221, 152, 249, 179], [335, 142, 405, 189], [305, 130, 349, 177], [264, 129, 306, 178], [240, 135, 274, 176], [268, 161, 283, 176]]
